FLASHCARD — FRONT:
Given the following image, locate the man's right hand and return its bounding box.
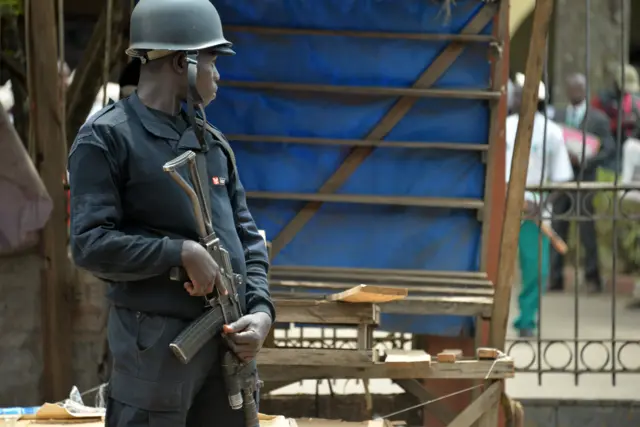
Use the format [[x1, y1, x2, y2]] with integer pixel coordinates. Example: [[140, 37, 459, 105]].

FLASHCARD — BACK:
[[180, 241, 224, 297]]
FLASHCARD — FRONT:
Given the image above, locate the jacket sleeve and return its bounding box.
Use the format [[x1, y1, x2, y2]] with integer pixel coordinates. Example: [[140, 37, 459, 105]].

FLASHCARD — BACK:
[[228, 167, 275, 321], [587, 112, 615, 169], [69, 133, 185, 282]]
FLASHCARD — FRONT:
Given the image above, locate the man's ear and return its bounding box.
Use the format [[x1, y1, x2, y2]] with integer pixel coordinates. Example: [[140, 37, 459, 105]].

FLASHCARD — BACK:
[[172, 53, 187, 75]]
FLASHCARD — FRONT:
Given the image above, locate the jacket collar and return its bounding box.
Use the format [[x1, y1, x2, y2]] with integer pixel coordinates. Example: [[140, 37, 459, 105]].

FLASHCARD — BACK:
[[126, 91, 181, 141]]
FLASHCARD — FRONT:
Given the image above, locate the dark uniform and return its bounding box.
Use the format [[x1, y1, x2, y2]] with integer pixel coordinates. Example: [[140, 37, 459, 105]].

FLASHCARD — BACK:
[[68, 2, 273, 425]]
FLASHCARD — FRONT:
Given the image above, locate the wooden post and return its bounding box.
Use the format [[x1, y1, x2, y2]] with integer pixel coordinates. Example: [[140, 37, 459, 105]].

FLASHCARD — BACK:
[[488, 0, 555, 351], [27, 0, 73, 402]]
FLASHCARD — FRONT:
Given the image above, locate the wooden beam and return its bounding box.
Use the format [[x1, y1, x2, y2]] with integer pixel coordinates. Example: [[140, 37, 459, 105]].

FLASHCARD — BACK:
[[226, 134, 489, 151], [259, 348, 375, 367], [381, 297, 493, 317], [224, 25, 496, 43], [269, 265, 493, 280], [269, 5, 497, 258], [489, 0, 555, 351], [271, 281, 494, 297], [221, 80, 501, 100], [247, 192, 484, 210], [270, 292, 493, 317], [448, 382, 501, 427], [273, 298, 380, 325], [27, 0, 72, 402], [257, 349, 514, 380]]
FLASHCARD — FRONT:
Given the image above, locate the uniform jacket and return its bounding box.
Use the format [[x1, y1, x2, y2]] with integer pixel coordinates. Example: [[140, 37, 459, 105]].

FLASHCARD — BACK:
[[68, 92, 274, 321]]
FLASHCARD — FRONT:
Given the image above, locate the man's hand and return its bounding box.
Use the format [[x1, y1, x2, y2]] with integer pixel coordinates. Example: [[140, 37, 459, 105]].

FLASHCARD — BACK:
[[181, 241, 224, 297], [223, 312, 272, 362]]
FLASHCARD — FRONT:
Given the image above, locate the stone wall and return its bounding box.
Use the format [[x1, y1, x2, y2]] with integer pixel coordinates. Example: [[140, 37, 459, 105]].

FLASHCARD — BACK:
[[0, 250, 108, 406], [0, 250, 44, 406]]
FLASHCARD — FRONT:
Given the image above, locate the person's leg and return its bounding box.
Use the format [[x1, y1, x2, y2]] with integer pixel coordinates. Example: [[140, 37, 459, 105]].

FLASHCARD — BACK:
[[550, 193, 572, 290], [580, 190, 603, 292], [514, 221, 550, 335], [105, 306, 221, 427]]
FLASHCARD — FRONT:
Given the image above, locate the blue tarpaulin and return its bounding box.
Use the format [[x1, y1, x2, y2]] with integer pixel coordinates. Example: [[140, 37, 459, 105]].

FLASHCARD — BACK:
[[204, 0, 493, 335]]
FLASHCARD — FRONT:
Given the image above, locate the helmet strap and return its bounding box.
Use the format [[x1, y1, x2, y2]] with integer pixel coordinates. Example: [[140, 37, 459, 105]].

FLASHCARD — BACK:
[[185, 53, 208, 152]]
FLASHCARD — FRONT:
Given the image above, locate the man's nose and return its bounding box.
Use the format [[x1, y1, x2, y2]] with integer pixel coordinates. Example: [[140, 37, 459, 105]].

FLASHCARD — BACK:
[[213, 67, 220, 82]]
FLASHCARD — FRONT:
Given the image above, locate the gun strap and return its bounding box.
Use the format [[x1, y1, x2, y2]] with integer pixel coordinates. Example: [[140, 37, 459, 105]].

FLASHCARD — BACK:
[[195, 117, 238, 177], [190, 117, 237, 220], [194, 151, 212, 222]]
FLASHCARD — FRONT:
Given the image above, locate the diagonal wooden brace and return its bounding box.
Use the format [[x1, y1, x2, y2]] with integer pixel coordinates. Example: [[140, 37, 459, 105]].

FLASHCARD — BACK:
[[270, 4, 499, 258]]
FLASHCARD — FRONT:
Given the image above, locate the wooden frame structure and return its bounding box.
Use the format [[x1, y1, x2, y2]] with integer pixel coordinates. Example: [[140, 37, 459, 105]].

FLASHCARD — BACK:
[[253, 0, 551, 425], [251, 5, 509, 424], [260, 288, 514, 427]]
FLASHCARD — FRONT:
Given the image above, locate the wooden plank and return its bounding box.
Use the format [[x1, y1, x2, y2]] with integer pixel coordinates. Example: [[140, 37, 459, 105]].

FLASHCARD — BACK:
[[326, 285, 408, 303], [269, 5, 498, 258], [274, 298, 380, 325], [27, 0, 73, 402], [271, 280, 494, 297], [437, 349, 464, 363], [489, 0, 555, 351], [271, 271, 493, 287], [247, 192, 484, 210], [270, 292, 493, 317], [225, 25, 496, 43], [257, 349, 514, 380], [227, 134, 489, 151], [259, 348, 375, 367], [381, 296, 493, 317], [221, 80, 501, 100], [476, 348, 500, 360], [272, 266, 489, 280], [448, 382, 501, 427]]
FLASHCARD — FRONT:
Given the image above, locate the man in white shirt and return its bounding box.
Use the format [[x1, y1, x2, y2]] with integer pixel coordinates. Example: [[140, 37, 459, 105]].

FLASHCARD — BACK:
[[506, 76, 574, 337]]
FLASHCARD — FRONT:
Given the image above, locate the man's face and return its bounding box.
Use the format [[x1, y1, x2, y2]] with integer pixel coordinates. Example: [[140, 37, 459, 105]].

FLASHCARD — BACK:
[[566, 80, 585, 105], [195, 51, 220, 106]]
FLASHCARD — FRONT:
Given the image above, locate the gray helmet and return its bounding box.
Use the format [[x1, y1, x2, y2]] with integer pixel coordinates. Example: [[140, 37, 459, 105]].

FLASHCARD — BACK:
[[126, 0, 235, 58]]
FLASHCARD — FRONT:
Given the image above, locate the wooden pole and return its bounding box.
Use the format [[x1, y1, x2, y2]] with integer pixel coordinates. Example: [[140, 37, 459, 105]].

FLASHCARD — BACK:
[[28, 0, 73, 402], [488, 0, 555, 352]]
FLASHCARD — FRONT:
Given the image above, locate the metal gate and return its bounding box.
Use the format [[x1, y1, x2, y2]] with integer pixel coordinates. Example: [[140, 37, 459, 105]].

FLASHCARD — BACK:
[[504, 0, 640, 397]]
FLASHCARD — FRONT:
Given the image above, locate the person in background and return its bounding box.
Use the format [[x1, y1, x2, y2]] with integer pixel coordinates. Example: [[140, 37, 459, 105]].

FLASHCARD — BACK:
[[592, 63, 640, 150], [549, 73, 613, 294], [506, 74, 575, 338]]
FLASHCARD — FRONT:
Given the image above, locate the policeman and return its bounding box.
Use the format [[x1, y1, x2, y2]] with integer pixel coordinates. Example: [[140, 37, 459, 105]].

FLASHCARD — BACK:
[[68, 0, 274, 426]]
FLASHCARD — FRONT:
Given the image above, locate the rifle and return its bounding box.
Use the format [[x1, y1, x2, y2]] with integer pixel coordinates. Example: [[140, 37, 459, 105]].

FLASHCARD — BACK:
[[163, 150, 260, 427]]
